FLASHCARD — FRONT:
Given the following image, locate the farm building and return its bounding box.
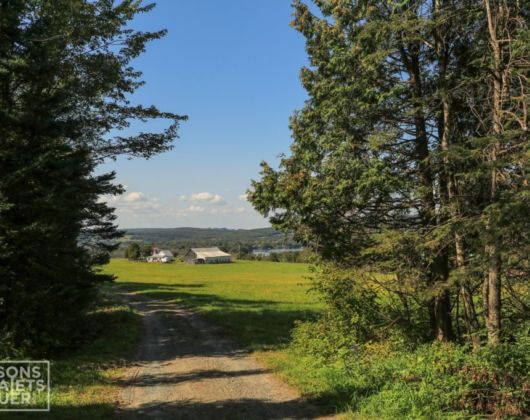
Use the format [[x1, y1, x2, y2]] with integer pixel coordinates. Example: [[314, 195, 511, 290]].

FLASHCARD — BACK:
[[183, 247, 231, 264], [147, 248, 175, 263]]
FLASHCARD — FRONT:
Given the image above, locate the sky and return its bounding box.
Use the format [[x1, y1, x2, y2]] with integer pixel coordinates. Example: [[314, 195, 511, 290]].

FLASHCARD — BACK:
[[99, 0, 309, 229]]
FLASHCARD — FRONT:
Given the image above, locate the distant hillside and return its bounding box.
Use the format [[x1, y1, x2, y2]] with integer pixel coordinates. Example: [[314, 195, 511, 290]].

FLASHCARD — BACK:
[[121, 227, 296, 250]]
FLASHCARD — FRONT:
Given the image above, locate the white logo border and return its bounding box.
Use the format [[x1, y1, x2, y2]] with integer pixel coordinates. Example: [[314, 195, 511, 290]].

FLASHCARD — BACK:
[[0, 360, 50, 412]]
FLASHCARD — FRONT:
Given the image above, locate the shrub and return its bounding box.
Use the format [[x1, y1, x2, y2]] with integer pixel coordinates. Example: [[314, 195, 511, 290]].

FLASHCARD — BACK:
[[287, 319, 530, 418], [459, 328, 530, 418]]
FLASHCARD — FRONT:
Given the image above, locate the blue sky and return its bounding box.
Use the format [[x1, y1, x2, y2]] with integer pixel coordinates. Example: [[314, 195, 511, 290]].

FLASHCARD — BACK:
[[100, 1, 308, 229]]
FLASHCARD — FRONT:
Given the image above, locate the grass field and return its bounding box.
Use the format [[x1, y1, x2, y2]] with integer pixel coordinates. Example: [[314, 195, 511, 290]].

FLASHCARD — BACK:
[[103, 259, 322, 351]]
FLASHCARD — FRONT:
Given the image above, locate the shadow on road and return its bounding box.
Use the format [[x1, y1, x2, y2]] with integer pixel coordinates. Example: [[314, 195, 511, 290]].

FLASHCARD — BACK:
[[120, 398, 330, 420], [114, 292, 335, 420], [115, 282, 319, 352]]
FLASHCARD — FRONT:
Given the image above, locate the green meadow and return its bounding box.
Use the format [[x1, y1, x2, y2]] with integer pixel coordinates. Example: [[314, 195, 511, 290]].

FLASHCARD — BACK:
[[103, 259, 322, 351]]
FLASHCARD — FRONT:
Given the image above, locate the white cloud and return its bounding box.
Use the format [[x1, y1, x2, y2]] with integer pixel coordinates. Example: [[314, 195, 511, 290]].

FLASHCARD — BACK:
[[104, 192, 160, 214], [99, 188, 269, 229], [187, 205, 205, 213], [210, 195, 224, 204], [124, 191, 146, 202], [191, 192, 213, 201], [238, 193, 249, 201], [210, 207, 232, 215], [191, 192, 225, 204]]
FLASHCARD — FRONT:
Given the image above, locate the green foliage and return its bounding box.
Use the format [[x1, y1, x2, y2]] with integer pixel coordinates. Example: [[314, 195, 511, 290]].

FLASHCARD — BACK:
[[247, 1, 529, 416], [249, 0, 529, 345], [285, 320, 530, 419], [0, 294, 143, 420], [458, 327, 530, 418], [308, 264, 385, 343], [0, 0, 184, 355], [140, 244, 153, 258], [240, 248, 314, 263], [125, 242, 141, 260], [0, 146, 117, 354]]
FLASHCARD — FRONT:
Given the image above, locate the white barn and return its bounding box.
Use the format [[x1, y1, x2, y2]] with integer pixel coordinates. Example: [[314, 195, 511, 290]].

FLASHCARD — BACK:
[[183, 247, 231, 264], [146, 249, 174, 263]]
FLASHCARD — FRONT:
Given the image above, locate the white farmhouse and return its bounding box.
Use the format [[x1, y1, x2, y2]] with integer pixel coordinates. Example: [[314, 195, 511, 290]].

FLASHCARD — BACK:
[[146, 248, 175, 263], [183, 247, 231, 264]]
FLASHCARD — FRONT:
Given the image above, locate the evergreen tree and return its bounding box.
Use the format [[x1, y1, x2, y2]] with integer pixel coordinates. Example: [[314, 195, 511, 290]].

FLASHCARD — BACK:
[[140, 244, 153, 258], [249, 0, 529, 346], [471, 0, 529, 344], [0, 0, 186, 354], [126, 243, 141, 260]]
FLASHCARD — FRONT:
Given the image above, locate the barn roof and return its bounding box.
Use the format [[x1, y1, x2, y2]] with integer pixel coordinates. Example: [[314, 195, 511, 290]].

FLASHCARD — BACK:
[[191, 247, 231, 259], [156, 249, 174, 257]]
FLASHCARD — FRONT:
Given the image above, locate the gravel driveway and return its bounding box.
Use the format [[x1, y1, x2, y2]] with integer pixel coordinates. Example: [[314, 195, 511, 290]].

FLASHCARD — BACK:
[[117, 293, 334, 419]]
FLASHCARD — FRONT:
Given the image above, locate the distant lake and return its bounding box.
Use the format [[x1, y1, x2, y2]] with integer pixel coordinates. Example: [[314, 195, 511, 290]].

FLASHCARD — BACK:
[[252, 247, 303, 256]]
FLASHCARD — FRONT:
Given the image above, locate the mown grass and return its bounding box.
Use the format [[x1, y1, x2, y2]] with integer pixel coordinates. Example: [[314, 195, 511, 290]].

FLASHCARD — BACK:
[[103, 259, 322, 351], [1, 295, 142, 420]]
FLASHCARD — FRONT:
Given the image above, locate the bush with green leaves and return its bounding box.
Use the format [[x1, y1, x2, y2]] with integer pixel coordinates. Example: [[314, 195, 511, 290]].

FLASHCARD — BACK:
[[286, 320, 530, 418]]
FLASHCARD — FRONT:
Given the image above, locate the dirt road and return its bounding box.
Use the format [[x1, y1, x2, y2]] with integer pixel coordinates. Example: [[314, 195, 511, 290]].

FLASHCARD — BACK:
[[117, 293, 334, 419]]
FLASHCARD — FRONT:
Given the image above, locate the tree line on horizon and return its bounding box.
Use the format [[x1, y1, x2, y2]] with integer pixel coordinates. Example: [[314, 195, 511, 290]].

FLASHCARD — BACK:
[[120, 239, 312, 263]]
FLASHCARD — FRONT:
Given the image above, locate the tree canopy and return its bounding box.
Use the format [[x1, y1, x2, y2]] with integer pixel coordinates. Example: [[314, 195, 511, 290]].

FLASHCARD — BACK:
[[249, 0, 529, 347], [0, 0, 186, 355]]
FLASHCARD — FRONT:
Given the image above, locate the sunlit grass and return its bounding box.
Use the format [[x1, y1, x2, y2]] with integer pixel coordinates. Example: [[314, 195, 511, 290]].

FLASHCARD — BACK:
[[103, 259, 322, 351]]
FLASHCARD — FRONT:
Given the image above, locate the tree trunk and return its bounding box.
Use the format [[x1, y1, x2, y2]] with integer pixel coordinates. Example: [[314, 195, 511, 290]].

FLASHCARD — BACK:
[[434, 290, 455, 341], [435, 41, 481, 346], [482, 274, 489, 320], [456, 234, 481, 348], [402, 40, 455, 341], [431, 1, 463, 342], [483, 0, 503, 345], [485, 243, 501, 344]]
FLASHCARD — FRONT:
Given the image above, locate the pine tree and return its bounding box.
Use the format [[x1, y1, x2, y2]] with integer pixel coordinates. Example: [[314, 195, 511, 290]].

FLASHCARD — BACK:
[[0, 0, 186, 354], [471, 0, 529, 345], [249, 0, 529, 345], [126, 243, 141, 261], [251, 0, 455, 341]]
